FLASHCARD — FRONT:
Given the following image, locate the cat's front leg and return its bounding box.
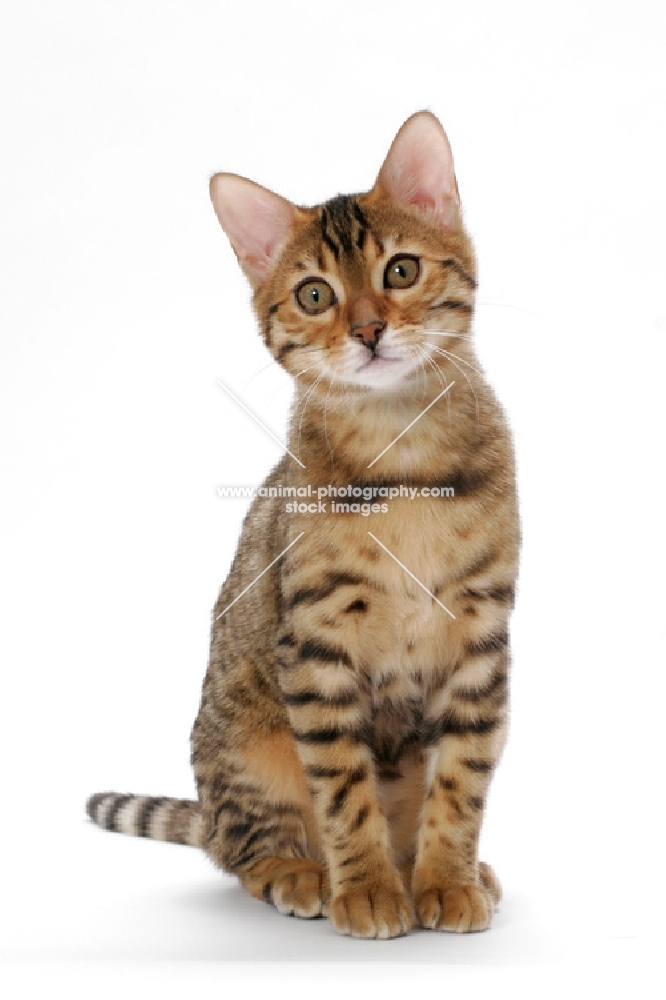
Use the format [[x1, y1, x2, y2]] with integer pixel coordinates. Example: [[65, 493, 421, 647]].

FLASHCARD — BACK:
[[412, 627, 510, 932], [276, 628, 412, 939]]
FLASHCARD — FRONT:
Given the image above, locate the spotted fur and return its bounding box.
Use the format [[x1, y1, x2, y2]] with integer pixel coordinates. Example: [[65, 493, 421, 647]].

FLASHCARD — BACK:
[[87, 112, 519, 939]]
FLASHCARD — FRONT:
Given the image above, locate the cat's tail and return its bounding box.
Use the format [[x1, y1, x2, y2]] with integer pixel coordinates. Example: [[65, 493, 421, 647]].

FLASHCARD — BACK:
[[86, 792, 204, 848]]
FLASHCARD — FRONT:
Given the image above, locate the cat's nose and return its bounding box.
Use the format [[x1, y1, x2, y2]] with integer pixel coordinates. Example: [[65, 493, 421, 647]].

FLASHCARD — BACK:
[[350, 320, 386, 351]]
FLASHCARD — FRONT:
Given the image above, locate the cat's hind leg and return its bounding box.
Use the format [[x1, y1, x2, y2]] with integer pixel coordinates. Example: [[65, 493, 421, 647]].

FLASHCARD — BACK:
[[196, 728, 328, 919], [478, 860, 502, 905]]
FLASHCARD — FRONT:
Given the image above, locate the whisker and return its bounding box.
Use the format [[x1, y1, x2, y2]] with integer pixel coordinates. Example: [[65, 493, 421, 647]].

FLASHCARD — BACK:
[[252, 355, 323, 413], [322, 374, 336, 470], [424, 329, 474, 341], [242, 346, 326, 392], [417, 346, 452, 423], [478, 299, 541, 318], [293, 357, 326, 380], [417, 345, 444, 388], [417, 348, 428, 401], [408, 346, 428, 403], [427, 344, 484, 377], [297, 371, 326, 462], [425, 343, 479, 424], [241, 357, 281, 392]]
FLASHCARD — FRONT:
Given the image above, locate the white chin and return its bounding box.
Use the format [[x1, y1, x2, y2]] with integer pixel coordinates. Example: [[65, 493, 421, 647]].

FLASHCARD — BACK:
[[341, 356, 417, 390]]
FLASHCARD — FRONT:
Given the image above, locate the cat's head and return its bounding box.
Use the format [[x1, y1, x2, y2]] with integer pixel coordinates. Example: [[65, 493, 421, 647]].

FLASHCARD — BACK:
[[209, 112, 475, 391]]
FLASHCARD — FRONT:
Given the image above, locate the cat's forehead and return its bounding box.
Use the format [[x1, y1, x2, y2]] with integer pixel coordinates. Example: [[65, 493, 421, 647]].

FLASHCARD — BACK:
[[288, 193, 379, 270], [289, 193, 449, 273], [319, 195, 375, 257]]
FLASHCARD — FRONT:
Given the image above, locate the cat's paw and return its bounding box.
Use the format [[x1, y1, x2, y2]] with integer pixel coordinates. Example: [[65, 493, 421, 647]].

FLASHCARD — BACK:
[[271, 863, 329, 919], [414, 882, 494, 933], [250, 859, 329, 919], [330, 887, 413, 939]]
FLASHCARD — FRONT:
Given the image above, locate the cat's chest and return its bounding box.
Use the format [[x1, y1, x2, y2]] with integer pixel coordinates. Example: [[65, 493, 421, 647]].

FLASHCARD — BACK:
[[341, 496, 463, 662]]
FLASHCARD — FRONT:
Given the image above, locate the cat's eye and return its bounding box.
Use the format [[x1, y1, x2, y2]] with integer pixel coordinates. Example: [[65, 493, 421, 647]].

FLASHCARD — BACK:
[[384, 255, 420, 290], [295, 279, 336, 315]]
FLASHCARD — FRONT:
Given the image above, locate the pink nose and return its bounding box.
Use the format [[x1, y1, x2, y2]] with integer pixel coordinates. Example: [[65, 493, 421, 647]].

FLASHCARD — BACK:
[[351, 320, 385, 351]]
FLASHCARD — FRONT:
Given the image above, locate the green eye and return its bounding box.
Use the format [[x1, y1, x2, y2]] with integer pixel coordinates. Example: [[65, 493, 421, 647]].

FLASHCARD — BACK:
[[295, 279, 335, 315], [384, 255, 420, 289]]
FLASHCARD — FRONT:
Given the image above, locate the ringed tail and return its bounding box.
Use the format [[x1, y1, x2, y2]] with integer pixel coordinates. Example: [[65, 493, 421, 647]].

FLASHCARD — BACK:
[[86, 792, 204, 848]]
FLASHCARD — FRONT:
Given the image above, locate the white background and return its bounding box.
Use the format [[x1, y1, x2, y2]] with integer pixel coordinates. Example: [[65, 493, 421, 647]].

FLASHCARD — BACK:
[[1, 1, 665, 996]]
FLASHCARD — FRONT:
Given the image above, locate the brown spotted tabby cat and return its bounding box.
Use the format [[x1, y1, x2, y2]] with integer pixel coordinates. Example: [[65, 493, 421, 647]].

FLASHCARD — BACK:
[[87, 112, 519, 939]]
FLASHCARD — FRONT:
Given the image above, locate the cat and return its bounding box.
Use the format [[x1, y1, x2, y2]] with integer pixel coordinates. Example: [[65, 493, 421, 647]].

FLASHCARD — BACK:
[[87, 111, 520, 939]]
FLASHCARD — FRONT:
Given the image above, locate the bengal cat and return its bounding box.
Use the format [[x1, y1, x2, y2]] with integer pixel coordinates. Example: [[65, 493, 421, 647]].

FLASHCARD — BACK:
[[87, 111, 520, 939]]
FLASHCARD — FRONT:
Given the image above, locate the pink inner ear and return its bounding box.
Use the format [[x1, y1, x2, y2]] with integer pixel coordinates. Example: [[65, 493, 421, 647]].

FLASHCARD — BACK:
[[411, 190, 437, 215], [209, 173, 296, 286], [375, 112, 460, 228]]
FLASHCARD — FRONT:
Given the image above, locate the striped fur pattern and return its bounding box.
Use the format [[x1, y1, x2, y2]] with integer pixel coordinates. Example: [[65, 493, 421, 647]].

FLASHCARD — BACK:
[[87, 112, 519, 939], [86, 792, 203, 847]]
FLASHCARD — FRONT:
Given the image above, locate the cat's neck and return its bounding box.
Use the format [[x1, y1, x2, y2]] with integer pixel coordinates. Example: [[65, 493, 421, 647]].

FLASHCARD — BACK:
[[289, 363, 502, 485]]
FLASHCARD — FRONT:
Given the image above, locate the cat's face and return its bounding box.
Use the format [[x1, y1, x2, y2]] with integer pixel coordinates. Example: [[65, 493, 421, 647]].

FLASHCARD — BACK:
[[210, 112, 475, 393]]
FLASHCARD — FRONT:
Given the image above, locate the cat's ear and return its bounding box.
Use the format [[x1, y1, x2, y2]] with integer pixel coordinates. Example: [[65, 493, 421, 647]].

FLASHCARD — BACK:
[[209, 173, 298, 287], [374, 112, 460, 229]]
